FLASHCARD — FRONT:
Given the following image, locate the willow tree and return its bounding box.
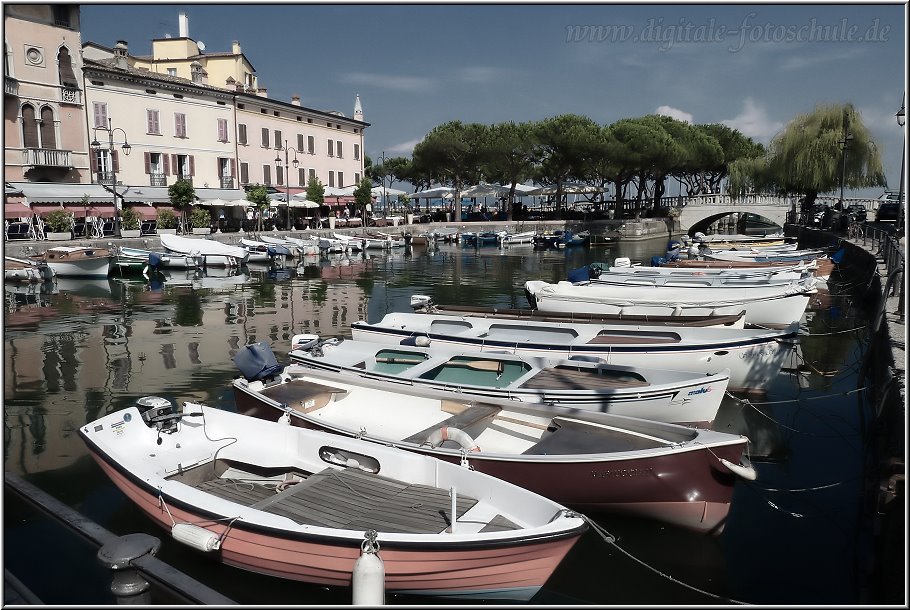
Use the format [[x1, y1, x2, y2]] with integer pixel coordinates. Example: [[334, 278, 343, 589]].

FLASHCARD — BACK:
[[727, 103, 886, 210]]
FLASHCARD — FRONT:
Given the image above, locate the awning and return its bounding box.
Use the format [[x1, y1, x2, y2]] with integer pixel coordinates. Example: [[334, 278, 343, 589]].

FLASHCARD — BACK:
[[118, 186, 172, 204], [8, 182, 116, 204], [4, 202, 33, 219], [126, 204, 158, 220], [66, 204, 115, 218], [32, 204, 65, 217], [195, 188, 246, 202]]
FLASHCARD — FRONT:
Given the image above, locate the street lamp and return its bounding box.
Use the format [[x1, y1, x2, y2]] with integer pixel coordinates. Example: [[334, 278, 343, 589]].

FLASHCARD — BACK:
[[838, 132, 854, 211], [378, 150, 388, 214], [91, 117, 131, 237], [897, 93, 905, 233], [275, 140, 299, 231]]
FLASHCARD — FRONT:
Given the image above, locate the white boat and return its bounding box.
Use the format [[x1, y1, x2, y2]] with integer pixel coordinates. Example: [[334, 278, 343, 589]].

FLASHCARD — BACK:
[[4, 256, 54, 282], [256, 234, 310, 256], [29, 245, 114, 278], [117, 246, 202, 272], [589, 260, 816, 278], [332, 232, 365, 251], [524, 279, 815, 327], [240, 238, 292, 262], [232, 349, 757, 533], [701, 248, 829, 263], [80, 397, 587, 601], [370, 231, 407, 248], [318, 235, 351, 253], [350, 312, 799, 392], [287, 336, 730, 426], [587, 270, 815, 289], [498, 230, 536, 246], [159, 233, 249, 267]]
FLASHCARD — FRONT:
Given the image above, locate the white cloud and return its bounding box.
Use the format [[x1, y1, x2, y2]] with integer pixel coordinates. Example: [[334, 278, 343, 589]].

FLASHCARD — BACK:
[[779, 47, 866, 71], [338, 72, 435, 92], [721, 98, 785, 143], [655, 105, 694, 123], [457, 66, 503, 84], [386, 139, 421, 155]]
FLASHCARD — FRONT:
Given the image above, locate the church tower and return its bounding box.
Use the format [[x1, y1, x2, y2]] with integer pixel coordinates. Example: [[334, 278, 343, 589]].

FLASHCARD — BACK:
[[354, 94, 363, 122]]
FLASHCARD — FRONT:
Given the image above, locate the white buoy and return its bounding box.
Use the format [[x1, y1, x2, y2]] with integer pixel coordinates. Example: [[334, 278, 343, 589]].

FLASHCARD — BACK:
[[352, 530, 384, 605]]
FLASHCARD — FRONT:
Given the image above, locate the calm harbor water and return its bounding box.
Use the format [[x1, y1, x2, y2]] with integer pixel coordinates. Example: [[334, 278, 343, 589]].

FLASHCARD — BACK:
[[3, 236, 876, 605]]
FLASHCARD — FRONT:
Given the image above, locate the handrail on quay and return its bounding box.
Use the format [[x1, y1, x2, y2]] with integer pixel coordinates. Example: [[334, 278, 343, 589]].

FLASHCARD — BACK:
[[4, 472, 237, 605]]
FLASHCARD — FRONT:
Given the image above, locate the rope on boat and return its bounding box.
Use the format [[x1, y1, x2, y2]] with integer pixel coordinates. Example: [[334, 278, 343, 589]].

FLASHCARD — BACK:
[[580, 514, 747, 604], [725, 387, 868, 406]]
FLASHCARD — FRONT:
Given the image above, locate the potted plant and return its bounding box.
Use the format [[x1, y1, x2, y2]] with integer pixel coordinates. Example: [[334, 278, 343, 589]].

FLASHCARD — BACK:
[[120, 207, 141, 238], [156, 208, 178, 234], [190, 206, 212, 234], [44, 209, 74, 240]]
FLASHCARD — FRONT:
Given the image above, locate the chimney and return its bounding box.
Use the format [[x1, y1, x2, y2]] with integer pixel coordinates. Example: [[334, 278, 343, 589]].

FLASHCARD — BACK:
[[113, 40, 129, 70], [291, 95, 301, 106], [232, 40, 241, 54], [190, 61, 207, 85], [179, 12, 189, 38]]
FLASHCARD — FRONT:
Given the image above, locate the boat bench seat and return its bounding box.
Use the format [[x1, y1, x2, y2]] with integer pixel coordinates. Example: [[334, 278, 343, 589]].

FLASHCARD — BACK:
[[261, 380, 349, 413], [401, 402, 502, 444]]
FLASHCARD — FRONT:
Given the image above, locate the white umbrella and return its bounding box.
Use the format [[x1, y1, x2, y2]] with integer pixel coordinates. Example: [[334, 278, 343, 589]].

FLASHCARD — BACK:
[[289, 199, 320, 208], [371, 186, 406, 197], [411, 186, 454, 199], [197, 197, 228, 207], [461, 183, 506, 198]]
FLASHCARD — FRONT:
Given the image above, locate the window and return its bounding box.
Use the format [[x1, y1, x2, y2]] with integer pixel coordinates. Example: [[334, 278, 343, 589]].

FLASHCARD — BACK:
[[307, 135, 315, 154], [261, 127, 269, 148], [52, 5, 71, 27], [274, 130, 281, 148], [298, 167, 306, 187], [92, 102, 108, 128], [171, 154, 194, 179], [354, 143, 360, 161], [338, 172, 344, 188], [354, 172, 360, 184], [147, 109, 160, 134], [262, 165, 271, 185], [308, 168, 316, 183], [144, 151, 167, 185], [327, 139, 334, 157], [336, 140, 343, 159], [21, 104, 38, 148], [238, 123, 247, 145], [297, 133, 304, 152], [217, 118, 229, 142], [276, 165, 284, 186], [328, 170, 335, 188], [167, 68, 177, 76], [39, 106, 56, 149], [57, 47, 78, 88], [174, 113, 187, 138], [240, 162, 249, 184]]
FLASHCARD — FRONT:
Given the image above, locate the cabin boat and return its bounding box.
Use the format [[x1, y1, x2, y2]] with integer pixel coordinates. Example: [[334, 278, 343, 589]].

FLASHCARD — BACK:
[[159, 234, 249, 267], [350, 311, 799, 392], [231, 347, 756, 534], [80, 397, 586, 601], [288, 337, 731, 426], [29, 245, 114, 278]]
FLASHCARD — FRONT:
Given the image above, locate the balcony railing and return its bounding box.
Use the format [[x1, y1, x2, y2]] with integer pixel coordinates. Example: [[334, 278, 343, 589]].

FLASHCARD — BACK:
[[176, 176, 193, 186], [23, 148, 71, 167], [5, 76, 18, 96], [149, 173, 167, 187], [60, 86, 81, 105], [220, 176, 235, 189], [96, 171, 115, 185]]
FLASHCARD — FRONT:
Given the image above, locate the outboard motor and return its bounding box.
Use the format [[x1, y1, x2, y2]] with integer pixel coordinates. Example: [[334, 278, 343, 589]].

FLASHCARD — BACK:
[[233, 342, 283, 382], [135, 396, 179, 433]]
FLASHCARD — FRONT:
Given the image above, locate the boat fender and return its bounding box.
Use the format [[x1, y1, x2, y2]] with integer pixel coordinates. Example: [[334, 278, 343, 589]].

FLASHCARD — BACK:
[[171, 523, 220, 552], [719, 456, 757, 481], [415, 336, 431, 347], [425, 426, 481, 452], [352, 531, 384, 605]]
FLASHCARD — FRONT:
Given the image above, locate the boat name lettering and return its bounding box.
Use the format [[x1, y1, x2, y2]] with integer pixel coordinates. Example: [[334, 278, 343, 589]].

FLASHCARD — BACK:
[[592, 467, 654, 478], [687, 386, 712, 396]]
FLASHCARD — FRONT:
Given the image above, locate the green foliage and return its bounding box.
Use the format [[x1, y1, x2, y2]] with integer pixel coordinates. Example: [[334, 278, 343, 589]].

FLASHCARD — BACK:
[[168, 179, 196, 210], [120, 207, 140, 230], [412, 121, 488, 217], [156, 208, 178, 229], [306, 177, 325, 204], [245, 184, 270, 232], [190, 206, 211, 228], [483, 121, 537, 219], [45, 209, 73, 233], [353, 177, 373, 214]]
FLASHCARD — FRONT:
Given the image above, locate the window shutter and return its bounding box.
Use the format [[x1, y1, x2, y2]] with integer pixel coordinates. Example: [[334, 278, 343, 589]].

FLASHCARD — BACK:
[[163, 153, 170, 175], [112, 150, 120, 173], [327, 139, 333, 156], [308, 135, 314, 154], [275, 130, 281, 148], [239, 124, 247, 144], [171, 154, 178, 174], [262, 127, 269, 147], [263, 165, 271, 185], [297, 133, 304, 151], [90, 151, 98, 172], [230, 159, 236, 177], [298, 167, 306, 187], [337, 141, 343, 158], [240, 162, 249, 184], [144, 152, 151, 174], [189, 155, 195, 176]]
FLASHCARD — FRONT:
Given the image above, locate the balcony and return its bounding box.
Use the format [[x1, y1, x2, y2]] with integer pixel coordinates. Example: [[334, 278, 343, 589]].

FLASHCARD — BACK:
[[23, 148, 71, 168], [5, 76, 18, 97], [60, 86, 82, 105], [220, 176, 234, 189], [149, 173, 167, 187], [96, 170, 115, 185]]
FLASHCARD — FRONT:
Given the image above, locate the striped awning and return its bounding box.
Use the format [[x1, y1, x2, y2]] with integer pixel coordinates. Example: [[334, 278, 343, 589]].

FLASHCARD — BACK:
[[8, 182, 116, 204], [4, 202, 33, 219]]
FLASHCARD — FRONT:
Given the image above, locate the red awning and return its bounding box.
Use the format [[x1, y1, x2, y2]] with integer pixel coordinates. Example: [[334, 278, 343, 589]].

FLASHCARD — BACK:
[[32, 204, 66, 217], [64, 205, 115, 218], [4, 202, 33, 219], [127, 205, 158, 220]]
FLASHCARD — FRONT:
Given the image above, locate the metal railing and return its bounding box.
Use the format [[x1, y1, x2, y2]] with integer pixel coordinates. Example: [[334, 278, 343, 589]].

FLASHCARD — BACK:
[[220, 176, 234, 189], [5, 75, 19, 96], [150, 173, 167, 187], [4, 472, 236, 605]]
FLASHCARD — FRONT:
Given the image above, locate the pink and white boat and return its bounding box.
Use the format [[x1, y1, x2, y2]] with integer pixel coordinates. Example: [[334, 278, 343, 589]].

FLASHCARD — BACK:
[[80, 398, 586, 601]]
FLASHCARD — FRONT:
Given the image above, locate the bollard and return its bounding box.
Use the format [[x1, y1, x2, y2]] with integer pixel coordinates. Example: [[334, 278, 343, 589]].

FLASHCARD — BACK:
[[97, 533, 161, 605], [352, 529, 384, 605]]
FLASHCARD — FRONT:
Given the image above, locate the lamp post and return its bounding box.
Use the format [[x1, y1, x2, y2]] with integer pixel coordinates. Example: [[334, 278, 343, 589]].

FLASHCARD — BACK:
[[378, 150, 388, 215], [837, 132, 853, 211], [275, 140, 299, 231], [91, 117, 131, 237], [896, 93, 905, 233]]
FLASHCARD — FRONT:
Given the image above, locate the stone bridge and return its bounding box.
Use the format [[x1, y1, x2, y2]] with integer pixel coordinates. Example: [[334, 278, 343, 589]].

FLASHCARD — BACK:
[[665, 193, 882, 235]]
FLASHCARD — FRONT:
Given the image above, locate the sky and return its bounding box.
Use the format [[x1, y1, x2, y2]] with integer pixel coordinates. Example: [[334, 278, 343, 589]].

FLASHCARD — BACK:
[[79, 1, 908, 197]]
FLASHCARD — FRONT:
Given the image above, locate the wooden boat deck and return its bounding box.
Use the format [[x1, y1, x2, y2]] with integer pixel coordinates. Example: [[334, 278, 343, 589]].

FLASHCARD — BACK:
[[521, 366, 648, 390], [187, 465, 517, 534]]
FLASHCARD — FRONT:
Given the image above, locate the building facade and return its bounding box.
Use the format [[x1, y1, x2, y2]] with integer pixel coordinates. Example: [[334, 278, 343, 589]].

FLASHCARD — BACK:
[[3, 4, 91, 183]]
